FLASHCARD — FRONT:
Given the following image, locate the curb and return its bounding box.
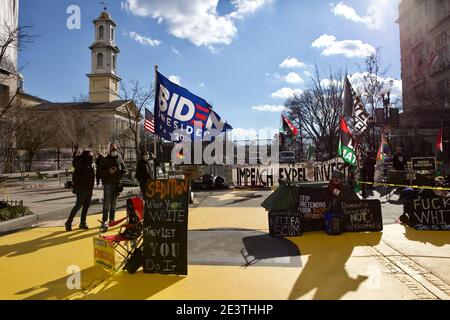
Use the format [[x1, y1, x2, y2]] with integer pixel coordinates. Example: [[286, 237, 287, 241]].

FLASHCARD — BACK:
[[0, 187, 141, 234]]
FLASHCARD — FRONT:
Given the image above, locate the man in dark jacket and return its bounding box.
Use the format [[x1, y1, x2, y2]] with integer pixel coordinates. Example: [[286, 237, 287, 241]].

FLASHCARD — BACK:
[[65, 150, 95, 231], [95, 152, 104, 186], [135, 150, 154, 193], [100, 143, 126, 230]]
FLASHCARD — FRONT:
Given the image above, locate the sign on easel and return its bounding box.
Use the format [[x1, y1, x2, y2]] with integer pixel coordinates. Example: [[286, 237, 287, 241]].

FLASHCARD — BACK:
[[93, 237, 116, 271], [143, 179, 189, 275]]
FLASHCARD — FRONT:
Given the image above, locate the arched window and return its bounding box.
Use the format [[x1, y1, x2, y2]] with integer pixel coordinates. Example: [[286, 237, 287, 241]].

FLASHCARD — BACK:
[[97, 53, 103, 67], [99, 25, 104, 39]]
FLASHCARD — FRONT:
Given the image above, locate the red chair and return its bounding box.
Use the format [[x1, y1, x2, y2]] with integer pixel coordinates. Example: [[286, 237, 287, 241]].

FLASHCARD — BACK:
[[99, 197, 144, 270]]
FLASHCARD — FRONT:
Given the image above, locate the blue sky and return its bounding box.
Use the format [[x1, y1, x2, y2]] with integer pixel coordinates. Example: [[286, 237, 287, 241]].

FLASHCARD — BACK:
[[19, 0, 401, 139]]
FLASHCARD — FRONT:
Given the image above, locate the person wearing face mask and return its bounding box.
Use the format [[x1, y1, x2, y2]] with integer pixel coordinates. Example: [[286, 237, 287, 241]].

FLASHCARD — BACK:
[[65, 150, 95, 231], [100, 142, 127, 231], [135, 150, 154, 194]]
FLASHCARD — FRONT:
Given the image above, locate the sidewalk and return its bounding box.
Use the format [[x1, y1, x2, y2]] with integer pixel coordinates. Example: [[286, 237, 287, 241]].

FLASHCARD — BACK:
[[0, 199, 449, 300], [0, 180, 140, 234]]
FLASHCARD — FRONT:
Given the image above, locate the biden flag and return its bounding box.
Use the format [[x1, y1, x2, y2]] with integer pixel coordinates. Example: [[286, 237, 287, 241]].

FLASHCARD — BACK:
[[154, 71, 232, 142]]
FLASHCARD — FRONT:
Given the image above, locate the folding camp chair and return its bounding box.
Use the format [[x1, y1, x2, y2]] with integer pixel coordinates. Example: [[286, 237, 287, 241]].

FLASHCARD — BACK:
[[98, 197, 144, 271]]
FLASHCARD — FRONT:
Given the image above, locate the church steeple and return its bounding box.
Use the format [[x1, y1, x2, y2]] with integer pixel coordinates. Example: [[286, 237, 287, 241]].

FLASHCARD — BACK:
[[87, 10, 121, 103]]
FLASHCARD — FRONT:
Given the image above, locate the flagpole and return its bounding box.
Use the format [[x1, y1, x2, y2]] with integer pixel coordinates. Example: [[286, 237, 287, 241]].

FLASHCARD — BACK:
[[154, 65, 158, 161]]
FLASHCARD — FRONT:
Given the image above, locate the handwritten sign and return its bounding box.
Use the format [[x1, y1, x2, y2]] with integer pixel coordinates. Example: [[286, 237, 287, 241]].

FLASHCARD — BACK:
[[268, 211, 301, 237], [297, 188, 328, 232], [340, 200, 383, 232], [143, 179, 189, 275], [404, 196, 450, 230], [411, 157, 436, 171], [93, 237, 116, 271]]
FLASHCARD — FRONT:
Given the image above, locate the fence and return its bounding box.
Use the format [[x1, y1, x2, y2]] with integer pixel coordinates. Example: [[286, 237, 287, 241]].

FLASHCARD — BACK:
[[0, 199, 24, 207]]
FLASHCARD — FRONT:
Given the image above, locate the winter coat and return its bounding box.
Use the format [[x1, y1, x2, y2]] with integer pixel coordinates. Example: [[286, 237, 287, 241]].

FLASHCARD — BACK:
[[135, 159, 154, 188], [100, 154, 126, 185], [72, 156, 95, 192]]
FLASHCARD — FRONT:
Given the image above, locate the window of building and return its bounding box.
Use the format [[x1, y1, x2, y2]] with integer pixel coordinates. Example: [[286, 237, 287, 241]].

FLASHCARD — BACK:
[[99, 25, 104, 39], [111, 28, 114, 41], [436, 32, 447, 48], [438, 79, 449, 92], [113, 54, 116, 69], [436, 0, 448, 22], [97, 53, 103, 67]]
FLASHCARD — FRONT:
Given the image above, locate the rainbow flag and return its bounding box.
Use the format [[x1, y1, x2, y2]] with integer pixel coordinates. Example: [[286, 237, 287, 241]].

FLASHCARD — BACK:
[[376, 132, 391, 161]]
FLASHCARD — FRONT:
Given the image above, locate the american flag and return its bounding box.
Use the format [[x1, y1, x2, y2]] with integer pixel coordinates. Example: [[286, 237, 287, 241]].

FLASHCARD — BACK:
[[144, 108, 155, 134]]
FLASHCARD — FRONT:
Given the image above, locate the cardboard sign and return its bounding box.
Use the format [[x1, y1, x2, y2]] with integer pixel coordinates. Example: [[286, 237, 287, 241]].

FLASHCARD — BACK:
[[297, 188, 329, 232], [268, 211, 301, 237], [340, 200, 383, 232], [143, 179, 189, 275], [404, 196, 450, 231], [411, 157, 436, 171], [93, 237, 116, 271]]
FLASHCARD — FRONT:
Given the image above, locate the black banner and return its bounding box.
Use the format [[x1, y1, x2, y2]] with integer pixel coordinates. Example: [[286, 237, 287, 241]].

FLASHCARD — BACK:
[[143, 179, 189, 275], [268, 211, 301, 237], [411, 157, 436, 171], [404, 196, 450, 230], [340, 200, 383, 232]]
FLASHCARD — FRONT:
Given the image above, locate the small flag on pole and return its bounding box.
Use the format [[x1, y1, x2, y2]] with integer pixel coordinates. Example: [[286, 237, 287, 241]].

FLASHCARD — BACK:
[[436, 128, 443, 152], [281, 114, 299, 136], [144, 108, 155, 134], [342, 76, 355, 116], [337, 117, 357, 167]]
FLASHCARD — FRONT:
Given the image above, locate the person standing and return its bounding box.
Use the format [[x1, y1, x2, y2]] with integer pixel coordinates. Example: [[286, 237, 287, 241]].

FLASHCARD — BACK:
[[65, 150, 95, 231], [393, 146, 407, 171], [95, 152, 104, 186], [100, 143, 126, 231], [135, 150, 154, 194]]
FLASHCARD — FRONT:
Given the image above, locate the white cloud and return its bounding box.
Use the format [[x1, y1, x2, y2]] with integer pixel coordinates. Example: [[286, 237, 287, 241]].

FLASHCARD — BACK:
[[348, 72, 402, 98], [311, 34, 375, 58], [169, 75, 181, 85], [127, 31, 161, 46], [230, 0, 273, 19], [279, 57, 306, 69], [320, 78, 341, 88], [171, 47, 181, 55], [330, 2, 381, 30], [199, 82, 206, 87], [285, 72, 303, 84], [304, 71, 312, 77], [122, 0, 270, 49], [271, 87, 303, 100], [251, 104, 286, 112], [265, 72, 270, 76]]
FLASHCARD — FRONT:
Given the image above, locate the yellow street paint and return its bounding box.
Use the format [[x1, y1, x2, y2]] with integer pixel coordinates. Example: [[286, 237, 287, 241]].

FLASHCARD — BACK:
[[0, 207, 449, 300]]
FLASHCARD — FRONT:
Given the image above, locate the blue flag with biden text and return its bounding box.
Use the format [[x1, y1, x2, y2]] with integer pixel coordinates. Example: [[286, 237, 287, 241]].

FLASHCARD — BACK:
[[154, 71, 232, 142]]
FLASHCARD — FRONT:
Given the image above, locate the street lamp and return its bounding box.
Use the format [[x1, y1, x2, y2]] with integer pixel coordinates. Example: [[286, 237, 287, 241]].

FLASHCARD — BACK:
[[381, 79, 395, 126]]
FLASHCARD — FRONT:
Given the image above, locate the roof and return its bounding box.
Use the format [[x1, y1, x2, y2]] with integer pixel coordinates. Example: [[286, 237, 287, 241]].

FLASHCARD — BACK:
[[93, 10, 117, 26], [30, 100, 130, 112], [18, 91, 50, 104]]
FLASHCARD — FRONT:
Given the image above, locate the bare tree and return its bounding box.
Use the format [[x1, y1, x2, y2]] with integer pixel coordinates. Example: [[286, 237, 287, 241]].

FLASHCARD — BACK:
[[15, 112, 57, 171], [119, 80, 154, 161], [285, 66, 344, 159], [53, 108, 104, 152], [0, 24, 37, 120]]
